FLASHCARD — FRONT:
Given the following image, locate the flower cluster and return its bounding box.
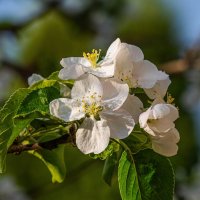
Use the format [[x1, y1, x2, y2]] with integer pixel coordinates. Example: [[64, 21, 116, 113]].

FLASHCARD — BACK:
[[30, 38, 179, 157]]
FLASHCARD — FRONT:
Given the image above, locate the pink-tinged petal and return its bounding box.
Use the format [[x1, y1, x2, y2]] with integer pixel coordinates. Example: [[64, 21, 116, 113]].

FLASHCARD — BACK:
[[133, 60, 168, 89], [49, 98, 85, 122], [76, 118, 110, 154], [122, 95, 143, 123], [144, 78, 171, 99], [101, 109, 134, 139], [101, 79, 129, 111], [151, 128, 180, 157], [71, 74, 103, 100]]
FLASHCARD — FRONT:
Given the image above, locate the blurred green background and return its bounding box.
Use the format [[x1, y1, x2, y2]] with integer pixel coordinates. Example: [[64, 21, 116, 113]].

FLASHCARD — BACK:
[[0, 0, 200, 199]]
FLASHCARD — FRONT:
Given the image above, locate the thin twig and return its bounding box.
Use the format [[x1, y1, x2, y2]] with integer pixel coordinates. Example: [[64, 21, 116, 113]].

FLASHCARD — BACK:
[[7, 124, 77, 154], [7, 134, 70, 154]]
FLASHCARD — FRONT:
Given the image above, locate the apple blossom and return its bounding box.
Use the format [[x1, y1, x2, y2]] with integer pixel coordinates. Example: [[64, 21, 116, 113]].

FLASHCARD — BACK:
[[50, 74, 135, 154], [114, 42, 168, 89], [139, 101, 179, 136], [59, 38, 121, 80], [139, 99, 179, 156]]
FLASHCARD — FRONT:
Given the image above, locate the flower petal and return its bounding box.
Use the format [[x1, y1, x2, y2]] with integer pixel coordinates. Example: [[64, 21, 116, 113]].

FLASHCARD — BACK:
[[133, 60, 168, 89], [85, 59, 115, 78], [101, 79, 129, 111], [28, 74, 44, 86], [167, 104, 179, 121], [59, 83, 70, 97], [144, 78, 171, 99], [151, 104, 171, 119], [139, 108, 151, 128], [76, 117, 110, 154], [104, 38, 121, 59], [49, 98, 84, 122], [71, 74, 103, 100], [101, 109, 134, 139], [121, 94, 143, 123], [151, 128, 180, 157], [148, 117, 175, 133], [60, 57, 90, 67], [118, 43, 144, 62], [59, 63, 85, 80]]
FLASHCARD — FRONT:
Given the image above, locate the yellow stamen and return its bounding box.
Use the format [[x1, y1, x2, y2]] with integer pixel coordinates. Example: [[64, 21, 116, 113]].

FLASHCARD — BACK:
[[82, 102, 103, 118], [83, 49, 101, 68], [167, 93, 175, 104]]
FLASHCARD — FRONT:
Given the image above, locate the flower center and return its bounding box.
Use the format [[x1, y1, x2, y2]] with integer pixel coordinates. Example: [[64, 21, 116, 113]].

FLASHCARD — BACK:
[[116, 69, 136, 88], [83, 102, 103, 118], [83, 49, 101, 68], [81, 92, 103, 119]]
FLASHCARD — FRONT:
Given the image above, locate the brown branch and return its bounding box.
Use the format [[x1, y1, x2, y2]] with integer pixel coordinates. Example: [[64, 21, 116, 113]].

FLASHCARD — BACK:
[[7, 134, 70, 154], [8, 125, 77, 154]]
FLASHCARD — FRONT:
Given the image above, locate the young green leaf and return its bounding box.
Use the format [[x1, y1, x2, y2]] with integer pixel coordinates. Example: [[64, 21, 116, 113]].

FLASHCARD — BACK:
[[118, 151, 142, 200], [28, 145, 66, 183]]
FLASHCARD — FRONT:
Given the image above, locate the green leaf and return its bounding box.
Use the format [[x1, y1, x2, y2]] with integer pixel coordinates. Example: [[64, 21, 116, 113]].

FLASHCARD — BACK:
[[47, 71, 74, 89], [118, 150, 174, 200], [123, 132, 150, 154], [8, 112, 43, 147], [47, 71, 60, 80], [0, 80, 61, 172], [118, 151, 142, 200], [0, 88, 30, 122], [102, 152, 118, 186], [17, 86, 60, 116], [0, 89, 31, 172], [28, 145, 66, 183], [134, 150, 174, 200], [30, 79, 59, 90]]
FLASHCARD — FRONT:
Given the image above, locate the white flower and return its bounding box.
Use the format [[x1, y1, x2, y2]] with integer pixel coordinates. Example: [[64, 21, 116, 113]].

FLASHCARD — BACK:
[[139, 101, 179, 136], [139, 100, 180, 157], [144, 77, 171, 99], [28, 73, 44, 86], [114, 42, 168, 88], [151, 128, 180, 157], [50, 74, 135, 154], [59, 38, 121, 80]]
